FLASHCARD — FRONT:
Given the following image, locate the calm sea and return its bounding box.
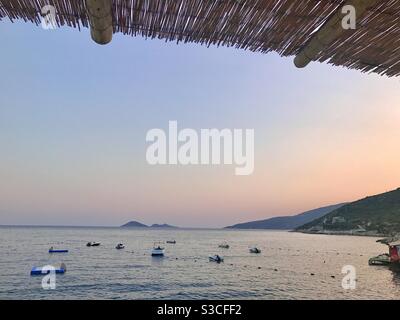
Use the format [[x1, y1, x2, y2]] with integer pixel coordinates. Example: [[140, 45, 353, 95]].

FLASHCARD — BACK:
[[0, 226, 398, 299]]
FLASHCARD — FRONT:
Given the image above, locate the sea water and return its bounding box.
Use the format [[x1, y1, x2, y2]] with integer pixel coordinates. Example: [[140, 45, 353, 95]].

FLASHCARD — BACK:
[[0, 226, 398, 299]]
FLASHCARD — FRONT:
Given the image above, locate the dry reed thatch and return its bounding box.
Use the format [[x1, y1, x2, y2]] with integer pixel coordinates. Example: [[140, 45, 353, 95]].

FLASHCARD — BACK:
[[0, 0, 399, 76]]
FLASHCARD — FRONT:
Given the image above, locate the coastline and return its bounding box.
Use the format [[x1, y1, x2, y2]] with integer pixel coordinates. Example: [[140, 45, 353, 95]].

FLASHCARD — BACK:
[[294, 229, 385, 238]]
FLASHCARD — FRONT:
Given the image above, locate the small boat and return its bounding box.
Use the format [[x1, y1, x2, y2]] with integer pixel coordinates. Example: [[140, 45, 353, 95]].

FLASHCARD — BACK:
[[369, 253, 391, 265], [209, 255, 224, 263], [30, 263, 66, 276], [249, 247, 261, 254], [151, 244, 165, 256], [116, 243, 125, 250], [218, 243, 229, 249], [166, 240, 176, 244], [48, 247, 68, 253], [86, 242, 100, 247]]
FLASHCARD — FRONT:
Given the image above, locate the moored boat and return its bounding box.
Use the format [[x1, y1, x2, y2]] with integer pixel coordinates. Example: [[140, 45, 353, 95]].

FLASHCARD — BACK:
[[86, 242, 100, 247], [209, 255, 224, 263], [116, 243, 125, 250], [369, 253, 390, 265], [151, 243, 165, 256], [48, 247, 68, 253], [249, 247, 261, 254]]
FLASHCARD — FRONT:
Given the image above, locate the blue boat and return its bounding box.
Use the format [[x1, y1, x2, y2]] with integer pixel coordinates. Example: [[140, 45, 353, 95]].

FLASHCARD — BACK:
[[48, 247, 68, 253], [30, 263, 66, 276]]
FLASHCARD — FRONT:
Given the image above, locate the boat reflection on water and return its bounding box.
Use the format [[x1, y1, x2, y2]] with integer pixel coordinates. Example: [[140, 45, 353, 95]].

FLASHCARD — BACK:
[[387, 265, 400, 289], [389, 263, 400, 274], [151, 255, 165, 266]]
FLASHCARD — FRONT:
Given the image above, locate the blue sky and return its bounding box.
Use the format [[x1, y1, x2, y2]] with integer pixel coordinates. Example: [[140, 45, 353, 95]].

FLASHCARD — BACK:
[[0, 20, 400, 227]]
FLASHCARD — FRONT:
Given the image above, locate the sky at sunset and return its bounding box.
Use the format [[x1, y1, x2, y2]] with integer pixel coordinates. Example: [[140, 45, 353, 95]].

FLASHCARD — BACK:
[[1, 20, 400, 228]]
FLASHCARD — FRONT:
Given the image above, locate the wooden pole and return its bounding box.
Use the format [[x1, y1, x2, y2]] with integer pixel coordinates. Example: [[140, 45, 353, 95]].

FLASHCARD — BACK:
[[86, 0, 113, 45], [294, 0, 379, 68]]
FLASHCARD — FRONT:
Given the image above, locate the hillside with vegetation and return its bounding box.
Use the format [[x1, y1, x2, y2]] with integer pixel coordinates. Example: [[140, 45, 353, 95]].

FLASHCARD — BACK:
[[225, 203, 345, 230], [296, 188, 400, 236]]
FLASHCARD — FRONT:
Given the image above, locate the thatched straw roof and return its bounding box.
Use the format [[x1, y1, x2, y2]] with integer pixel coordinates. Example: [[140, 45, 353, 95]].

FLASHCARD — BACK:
[[1, 0, 400, 76]]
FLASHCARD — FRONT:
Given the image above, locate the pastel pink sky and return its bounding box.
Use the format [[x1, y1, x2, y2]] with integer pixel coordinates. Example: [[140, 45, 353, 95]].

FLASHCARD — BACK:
[[0, 21, 399, 227]]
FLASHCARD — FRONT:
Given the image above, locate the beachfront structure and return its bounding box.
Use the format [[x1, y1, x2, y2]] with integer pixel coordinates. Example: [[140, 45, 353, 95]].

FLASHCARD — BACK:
[[369, 237, 400, 266], [388, 242, 400, 262], [0, 0, 399, 76]]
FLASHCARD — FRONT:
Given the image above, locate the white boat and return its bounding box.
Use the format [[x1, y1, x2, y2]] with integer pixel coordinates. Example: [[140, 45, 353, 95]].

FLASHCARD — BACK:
[[209, 255, 224, 263], [116, 243, 125, 250], [249, 247, 261, 254], [151, 245, 165, 256]]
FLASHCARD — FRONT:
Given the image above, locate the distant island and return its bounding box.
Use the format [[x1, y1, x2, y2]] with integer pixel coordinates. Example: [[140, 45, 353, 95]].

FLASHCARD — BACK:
[[296, 187, 400, 237], [121, 221, 148, 228], [225, 203, 345, 230], [121, 221, 179, 228]]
